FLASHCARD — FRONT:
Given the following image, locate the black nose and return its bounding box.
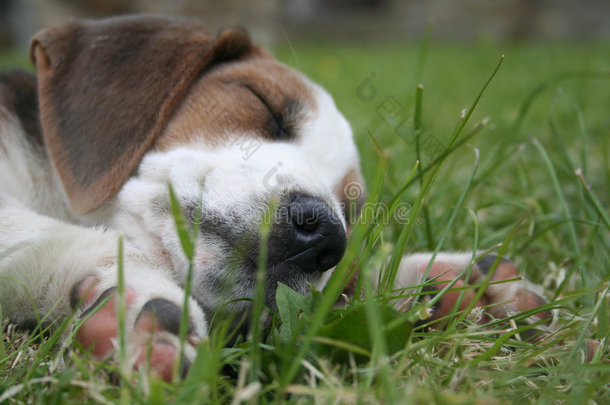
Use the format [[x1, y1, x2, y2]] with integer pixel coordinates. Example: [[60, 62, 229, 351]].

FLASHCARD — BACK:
[[269, 193, 347, 274]]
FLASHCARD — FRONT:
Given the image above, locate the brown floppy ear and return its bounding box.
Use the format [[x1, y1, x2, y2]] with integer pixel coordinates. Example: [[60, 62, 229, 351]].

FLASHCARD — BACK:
[[30, 16, 253, 214]]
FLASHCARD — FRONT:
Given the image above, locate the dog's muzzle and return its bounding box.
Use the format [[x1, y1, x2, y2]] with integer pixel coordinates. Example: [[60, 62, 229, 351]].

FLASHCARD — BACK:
[[269, 192, 347, 274]]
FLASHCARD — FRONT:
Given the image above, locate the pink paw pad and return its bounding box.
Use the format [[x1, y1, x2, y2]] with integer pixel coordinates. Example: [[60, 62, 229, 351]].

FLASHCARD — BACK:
[[417, 262, 483, 326], [70, 281, 137, 360], [415, 255, 551, 331], [69, 278, 195, 381]]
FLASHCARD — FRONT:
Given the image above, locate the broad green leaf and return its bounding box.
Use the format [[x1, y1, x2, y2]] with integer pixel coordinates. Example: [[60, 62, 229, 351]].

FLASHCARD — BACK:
[[275, 283, 311, 344], [316, 302, 413, 363]]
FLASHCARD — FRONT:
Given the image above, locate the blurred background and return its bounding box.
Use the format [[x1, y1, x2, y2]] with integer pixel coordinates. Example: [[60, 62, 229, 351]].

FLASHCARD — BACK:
[[1, 0, 609, 49]]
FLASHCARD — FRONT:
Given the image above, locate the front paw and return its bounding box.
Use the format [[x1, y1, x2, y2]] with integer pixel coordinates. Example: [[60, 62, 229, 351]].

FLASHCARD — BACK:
[[415, 255, 552, 334], [69, 275, 206, 381]]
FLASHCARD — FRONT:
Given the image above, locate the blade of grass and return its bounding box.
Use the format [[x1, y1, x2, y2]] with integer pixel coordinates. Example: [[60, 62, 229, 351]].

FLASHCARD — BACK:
[[248, 198, 275, 386], [539, 281, 610, 402], [168, 184, 195, 262], [116, 235, 130, 405], [447, 56, 504, 149], [575, 107, 589, 180], [356, 129, 392, 301], [168, 184, 192, 382], [532, 138, 583, 298], [308, 336, 371, 358], [385, 116, 489, 203], [511, 71, 610, 135], [424, 147, 480, 286], [383, 144, 480, 299], [564, 281, 610, 365], [388, 54, 504, 210], [362, 278, 395, 403], [413, 84, 434, 250], [575, 169, 610, 231], [375, 159, 420, 293], [168, 184, 205, 381], [442, 207, 481, 331]]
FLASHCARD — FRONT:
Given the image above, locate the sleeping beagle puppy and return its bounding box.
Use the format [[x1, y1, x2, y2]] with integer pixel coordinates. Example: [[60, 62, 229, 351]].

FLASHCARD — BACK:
[[0, 15, 549, 381]]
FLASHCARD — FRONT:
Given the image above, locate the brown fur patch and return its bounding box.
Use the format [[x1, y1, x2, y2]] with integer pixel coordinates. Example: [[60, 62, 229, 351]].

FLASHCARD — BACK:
[[156, 56, 315, 150]]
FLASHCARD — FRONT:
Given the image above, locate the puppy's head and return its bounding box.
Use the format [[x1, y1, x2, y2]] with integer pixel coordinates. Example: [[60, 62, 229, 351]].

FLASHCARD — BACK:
[[31, 16, 365, 320]]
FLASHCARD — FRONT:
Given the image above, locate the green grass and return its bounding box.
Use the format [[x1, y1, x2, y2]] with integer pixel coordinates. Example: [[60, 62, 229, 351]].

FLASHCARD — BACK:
[[2, 39, 610, 404]]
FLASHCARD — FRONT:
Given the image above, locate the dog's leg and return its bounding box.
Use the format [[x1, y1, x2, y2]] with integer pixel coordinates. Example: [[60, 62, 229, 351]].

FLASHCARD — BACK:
[[0, 203, 206, 380], [374, 252, 552, 332]]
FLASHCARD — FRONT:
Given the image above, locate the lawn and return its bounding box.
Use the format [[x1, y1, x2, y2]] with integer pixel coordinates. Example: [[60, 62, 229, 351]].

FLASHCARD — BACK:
[[1, 38, 609, 404]]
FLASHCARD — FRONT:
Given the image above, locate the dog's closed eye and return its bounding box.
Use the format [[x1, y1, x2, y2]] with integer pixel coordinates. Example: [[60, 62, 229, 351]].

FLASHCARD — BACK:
[[239, 83, 299, 141]]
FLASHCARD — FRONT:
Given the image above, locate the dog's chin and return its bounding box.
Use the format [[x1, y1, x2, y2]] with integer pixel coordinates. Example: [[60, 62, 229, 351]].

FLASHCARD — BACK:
[[267, 260, 330, 304], [195, 260, 327, 339]]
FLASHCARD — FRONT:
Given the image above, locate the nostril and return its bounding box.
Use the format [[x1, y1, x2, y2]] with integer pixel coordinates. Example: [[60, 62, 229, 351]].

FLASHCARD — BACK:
[[289, 195, 321, 234], [293, 215, 318, 233]]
